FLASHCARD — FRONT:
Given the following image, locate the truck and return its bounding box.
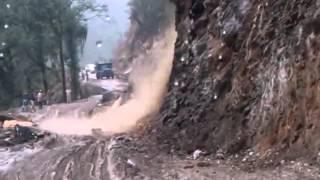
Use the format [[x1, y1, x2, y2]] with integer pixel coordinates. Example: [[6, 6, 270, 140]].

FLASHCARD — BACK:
[[95, 63, 114, 79]]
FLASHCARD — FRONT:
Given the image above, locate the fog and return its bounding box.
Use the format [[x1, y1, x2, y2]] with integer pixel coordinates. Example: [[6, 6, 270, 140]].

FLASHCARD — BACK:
[[81, 0, 130, 66]]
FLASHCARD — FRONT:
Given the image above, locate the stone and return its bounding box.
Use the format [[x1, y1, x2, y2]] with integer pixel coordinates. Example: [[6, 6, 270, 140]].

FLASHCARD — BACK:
[[193, 149, 204, 160]]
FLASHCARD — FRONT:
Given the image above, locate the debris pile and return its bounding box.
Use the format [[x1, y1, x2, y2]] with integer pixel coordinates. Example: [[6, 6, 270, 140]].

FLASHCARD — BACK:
[[0, 114, 45, 146]]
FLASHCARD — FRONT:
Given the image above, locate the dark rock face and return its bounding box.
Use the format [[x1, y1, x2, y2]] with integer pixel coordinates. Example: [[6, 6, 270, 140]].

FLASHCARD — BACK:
[[154, 0, 320, 157]]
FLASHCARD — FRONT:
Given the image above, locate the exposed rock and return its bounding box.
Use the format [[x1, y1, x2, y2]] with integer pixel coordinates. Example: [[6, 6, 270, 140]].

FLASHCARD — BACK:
[[151, 0, 320, 161], [193, 149, 205, 160]]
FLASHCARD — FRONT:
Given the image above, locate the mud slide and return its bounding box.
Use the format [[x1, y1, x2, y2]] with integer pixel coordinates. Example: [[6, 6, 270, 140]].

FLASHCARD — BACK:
[[0, 2, 178, 178], [0, 35, 179, 178], [39, 24, 177, 135]]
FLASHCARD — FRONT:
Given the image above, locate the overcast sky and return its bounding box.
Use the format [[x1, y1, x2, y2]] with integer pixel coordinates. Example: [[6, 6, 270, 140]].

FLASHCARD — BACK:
[[81, 0, 130, 66]]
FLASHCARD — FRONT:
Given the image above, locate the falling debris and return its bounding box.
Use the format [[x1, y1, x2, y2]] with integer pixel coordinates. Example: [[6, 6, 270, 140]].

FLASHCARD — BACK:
[[193, 149, 204, 160], [127, 159, 136, 167], [96, 40, 103, 48], [213, 94, 218, 100]]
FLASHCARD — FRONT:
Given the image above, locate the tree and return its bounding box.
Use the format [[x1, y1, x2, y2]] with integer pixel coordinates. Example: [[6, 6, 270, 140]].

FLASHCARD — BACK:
[[40, 0, 107, 102], [65, 16, 87, 100], [0, 0, 61, 95], [0, 0, 107, 108]]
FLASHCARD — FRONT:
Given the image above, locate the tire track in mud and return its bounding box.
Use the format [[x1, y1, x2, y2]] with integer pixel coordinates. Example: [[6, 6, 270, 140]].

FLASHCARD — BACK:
[[0, 136, 114, 180], [0, 84, 127, 180], [0, 134, 318, 180]]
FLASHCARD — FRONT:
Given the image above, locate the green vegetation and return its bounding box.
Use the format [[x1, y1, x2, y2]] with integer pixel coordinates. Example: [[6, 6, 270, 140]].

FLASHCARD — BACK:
[[0, 0, 107, 109]]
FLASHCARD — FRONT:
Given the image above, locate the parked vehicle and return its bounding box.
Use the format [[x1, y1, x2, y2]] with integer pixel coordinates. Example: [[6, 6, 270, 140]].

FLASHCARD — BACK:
[[96, 63, 114, 79]]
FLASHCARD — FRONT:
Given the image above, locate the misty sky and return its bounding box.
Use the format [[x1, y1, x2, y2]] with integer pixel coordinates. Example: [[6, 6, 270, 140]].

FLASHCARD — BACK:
[[81, 0, 130, 66]]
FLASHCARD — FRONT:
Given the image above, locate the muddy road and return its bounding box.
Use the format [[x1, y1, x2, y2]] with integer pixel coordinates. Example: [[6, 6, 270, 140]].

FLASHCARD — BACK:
[[0, 79, 319, 180], [0, 135, 319, 180], [0, 136, 110, 180], [0, 79, 122, 180], [1, 134, 318, 180]]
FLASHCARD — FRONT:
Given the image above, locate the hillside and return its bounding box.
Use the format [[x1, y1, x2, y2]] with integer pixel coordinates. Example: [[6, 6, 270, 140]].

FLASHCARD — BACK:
[[149, 0, 320, 162]]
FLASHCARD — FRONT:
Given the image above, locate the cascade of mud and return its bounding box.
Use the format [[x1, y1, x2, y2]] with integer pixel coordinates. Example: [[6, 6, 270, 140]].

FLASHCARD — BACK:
[[39, 8, 177, 135]]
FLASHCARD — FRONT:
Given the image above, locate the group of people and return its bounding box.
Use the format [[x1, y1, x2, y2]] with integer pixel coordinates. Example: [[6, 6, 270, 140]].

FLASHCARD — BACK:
[[21, 90, 45, 113], [80, 69, 89, 81]]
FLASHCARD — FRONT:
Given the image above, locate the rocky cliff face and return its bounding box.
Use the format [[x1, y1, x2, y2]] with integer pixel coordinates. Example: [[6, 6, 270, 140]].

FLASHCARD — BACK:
[[153, 0, 320, 159]]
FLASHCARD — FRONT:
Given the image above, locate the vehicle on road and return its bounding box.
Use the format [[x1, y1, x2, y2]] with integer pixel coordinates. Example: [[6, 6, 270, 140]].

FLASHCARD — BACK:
[[96, 63, 114, 79]]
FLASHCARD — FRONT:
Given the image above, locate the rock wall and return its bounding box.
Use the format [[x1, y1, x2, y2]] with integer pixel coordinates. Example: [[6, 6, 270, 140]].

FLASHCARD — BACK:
[[153, 0, 320, 158]]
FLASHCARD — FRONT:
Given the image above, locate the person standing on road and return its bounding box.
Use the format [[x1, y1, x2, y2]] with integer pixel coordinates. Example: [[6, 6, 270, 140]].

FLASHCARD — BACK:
[[66, 89, 72, 103], [46, 89, 52, 105], [37, 90, 44, 110], [29, 92, 36, 112], [81, 69, 85, 81], [21, 92, 28, 112], [85, 70, 89, 81]]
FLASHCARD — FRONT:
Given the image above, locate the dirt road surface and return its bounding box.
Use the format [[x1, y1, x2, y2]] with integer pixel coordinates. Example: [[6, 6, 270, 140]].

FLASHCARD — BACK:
[[88, 79, 128, 92], [1, 134, 319, 180], [0, 79, 319, 180]]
